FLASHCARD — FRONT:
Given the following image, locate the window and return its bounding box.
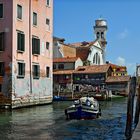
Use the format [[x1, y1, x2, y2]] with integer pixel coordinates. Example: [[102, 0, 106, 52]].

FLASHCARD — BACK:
[[46, 0, 50, 6], [0, 84, 2, 92], [53, 64, 56, 69], [58, 64, 64, 70], [33, 64, 40, 79], [17, 62, 25, 78], [32, 37, 40, 55], [46, 42, 49, 50], [96, 32, 100, 39], [0, 3, 3, 18], [33, 12, 37, 26], [17, 32, 25, 52], [0, 62, 4, 76], [101, 32, 104, 39], [0, 32, 4, 51], [46, 18, 50, 30], [46, 18, 50, 25], [17, 4, 22, 19], [46, 66, 50, 77]]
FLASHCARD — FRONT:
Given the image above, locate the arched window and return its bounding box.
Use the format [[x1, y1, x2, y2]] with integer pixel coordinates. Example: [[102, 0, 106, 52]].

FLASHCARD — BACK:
[[93, 55, 96, 64], [96, 32, 100, 39], [93, 53, 100, 65], [101, 32, 104, 39]]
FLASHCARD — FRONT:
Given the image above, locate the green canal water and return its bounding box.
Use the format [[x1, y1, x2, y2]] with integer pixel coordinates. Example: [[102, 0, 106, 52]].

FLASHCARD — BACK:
[[0, 98, 128, 140]]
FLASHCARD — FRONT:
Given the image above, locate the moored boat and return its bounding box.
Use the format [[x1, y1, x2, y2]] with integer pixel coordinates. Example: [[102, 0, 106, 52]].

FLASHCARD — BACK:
[[65, 97, 101, 120]]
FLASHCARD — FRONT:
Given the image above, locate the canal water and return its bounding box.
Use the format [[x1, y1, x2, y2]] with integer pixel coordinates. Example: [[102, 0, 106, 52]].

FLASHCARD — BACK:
[[0, 97, 128, 140]]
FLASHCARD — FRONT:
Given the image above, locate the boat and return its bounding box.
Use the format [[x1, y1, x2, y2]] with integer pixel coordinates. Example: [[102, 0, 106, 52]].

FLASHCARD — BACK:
[[65, 97, 101, 120]]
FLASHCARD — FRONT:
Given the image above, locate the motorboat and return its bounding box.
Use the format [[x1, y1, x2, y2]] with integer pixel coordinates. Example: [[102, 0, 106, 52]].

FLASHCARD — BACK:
[[65, 97, 101, 120]]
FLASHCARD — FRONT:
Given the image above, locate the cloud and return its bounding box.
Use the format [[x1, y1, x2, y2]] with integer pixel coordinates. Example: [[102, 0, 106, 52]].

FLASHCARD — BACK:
[[115, 56, 136, 75], [116, 56, 125, 66], [118, 29, 129, 39]]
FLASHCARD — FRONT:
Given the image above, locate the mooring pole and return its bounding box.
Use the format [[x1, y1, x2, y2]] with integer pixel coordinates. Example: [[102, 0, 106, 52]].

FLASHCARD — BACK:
[[125, 77, 136, 140], [134, 85, 140, 127]]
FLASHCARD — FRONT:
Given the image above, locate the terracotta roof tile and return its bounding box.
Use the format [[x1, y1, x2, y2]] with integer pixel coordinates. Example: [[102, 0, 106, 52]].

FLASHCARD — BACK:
[[53, 70, 74, 75], [74, 64, 111, 74], [53, 57, 79, 63], [108, 63, 127, 69], [106, 76, 130, 83], [68, 41, 96, 48]]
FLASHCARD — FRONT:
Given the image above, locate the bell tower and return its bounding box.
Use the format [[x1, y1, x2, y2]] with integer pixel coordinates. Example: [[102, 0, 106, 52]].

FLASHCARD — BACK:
[[94, 18, 108, 63], [94, 18, 108, 47]]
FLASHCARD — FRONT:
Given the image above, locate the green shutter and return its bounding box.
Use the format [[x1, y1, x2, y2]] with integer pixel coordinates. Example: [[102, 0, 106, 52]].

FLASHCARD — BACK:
[[32, 38, 35, 54], [21, 34, 25, 51], [38, 39, 40, 54], [38, 65, 40, 77], [23, 63, 25, 76]]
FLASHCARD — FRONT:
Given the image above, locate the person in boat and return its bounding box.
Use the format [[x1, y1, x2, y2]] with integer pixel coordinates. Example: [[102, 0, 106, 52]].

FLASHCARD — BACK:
[[86, 95, 91, 106]]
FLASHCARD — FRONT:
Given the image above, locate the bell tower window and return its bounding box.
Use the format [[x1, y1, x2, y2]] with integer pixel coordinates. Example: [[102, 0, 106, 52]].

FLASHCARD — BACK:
[[101, 32, 104, 39], [97, 32, 100, 39]]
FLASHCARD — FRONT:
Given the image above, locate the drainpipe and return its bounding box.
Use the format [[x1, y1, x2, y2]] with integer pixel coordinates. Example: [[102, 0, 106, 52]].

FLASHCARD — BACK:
[[29, 0, 32, 93]]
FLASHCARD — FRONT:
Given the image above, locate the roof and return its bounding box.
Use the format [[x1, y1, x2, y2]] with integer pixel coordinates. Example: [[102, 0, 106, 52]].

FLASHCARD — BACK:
[[68, 41, 96, 48], [107, 63, 127, 69], [53, 70, 74, 75], [106, 76, 130, 83], [53, 57, 79, 63], [53, 36, 65, 42], [74, 64, 111, 74]]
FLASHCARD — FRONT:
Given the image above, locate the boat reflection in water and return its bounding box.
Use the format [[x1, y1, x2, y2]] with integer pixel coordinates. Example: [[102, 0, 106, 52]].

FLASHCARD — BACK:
[[65, 97, 101, 120]]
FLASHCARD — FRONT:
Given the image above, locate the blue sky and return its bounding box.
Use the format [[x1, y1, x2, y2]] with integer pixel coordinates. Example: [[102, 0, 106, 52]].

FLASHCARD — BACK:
[[54, 0, 140, 75]]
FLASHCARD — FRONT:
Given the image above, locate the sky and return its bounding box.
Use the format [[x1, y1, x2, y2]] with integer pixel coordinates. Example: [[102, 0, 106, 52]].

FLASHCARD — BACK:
[[54, 0, 140, 75]]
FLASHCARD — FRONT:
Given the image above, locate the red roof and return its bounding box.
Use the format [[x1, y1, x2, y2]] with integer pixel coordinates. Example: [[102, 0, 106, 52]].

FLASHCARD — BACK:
[[106, 76, 130, 83], [53, 70, 74, 75], [53, 57, 79, 63], [74, 65, 111, 74], [108, 63, 127, 69]]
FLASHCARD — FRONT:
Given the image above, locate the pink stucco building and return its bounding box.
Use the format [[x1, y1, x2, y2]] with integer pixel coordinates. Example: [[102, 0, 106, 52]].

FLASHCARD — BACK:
[[0, 0, 53, 108]]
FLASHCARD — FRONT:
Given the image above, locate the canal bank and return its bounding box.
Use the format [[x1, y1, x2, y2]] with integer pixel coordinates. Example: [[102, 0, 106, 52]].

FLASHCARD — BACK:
[[0, 98, 127, 140]]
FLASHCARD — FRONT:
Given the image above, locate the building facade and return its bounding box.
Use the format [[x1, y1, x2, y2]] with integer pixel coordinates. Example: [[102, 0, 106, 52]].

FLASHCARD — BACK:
[[53, 57, 83, 94], [0, 0, 53, 108]]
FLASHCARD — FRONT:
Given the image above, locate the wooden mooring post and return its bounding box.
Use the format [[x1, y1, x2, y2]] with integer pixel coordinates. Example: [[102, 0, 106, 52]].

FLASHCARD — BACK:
[[134, 85, 140, 128], [125, 77, 136, 140]]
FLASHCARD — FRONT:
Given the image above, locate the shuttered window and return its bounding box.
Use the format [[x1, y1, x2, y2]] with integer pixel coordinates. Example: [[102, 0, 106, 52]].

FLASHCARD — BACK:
[[32, 37, 40, 55], [17, 32, 25, 52], [0, 62, 5, 76], [33, 12, 37, 26], [17, 62, 25, 78], [0, 4, 3, 18], [46, 0, 50, 6], [46, 42, 49, 50], [33, 65, 40, 79], [0, 32, 4, 51], [46, 66, 50, 77], [17, 4, 22, 19]]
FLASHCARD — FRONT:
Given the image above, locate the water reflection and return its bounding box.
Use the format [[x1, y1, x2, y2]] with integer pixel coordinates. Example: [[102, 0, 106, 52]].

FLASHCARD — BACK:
[[0, 98, 127, 140]]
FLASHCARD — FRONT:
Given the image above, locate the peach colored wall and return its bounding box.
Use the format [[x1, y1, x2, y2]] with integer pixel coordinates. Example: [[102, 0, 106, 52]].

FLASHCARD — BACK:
[[0, 0, 53, 108]]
